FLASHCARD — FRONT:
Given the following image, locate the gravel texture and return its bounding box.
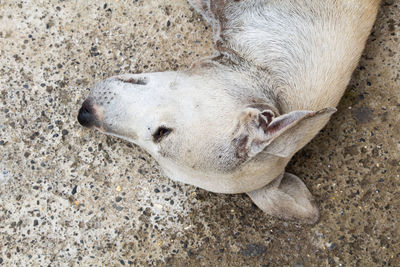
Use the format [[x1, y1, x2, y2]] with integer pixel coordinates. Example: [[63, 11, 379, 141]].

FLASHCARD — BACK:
[[0, 0, 399, 266]]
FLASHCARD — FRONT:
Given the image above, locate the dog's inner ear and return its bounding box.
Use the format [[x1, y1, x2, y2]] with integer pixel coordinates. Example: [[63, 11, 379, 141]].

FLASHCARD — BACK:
[[233, 107, 336, 159]]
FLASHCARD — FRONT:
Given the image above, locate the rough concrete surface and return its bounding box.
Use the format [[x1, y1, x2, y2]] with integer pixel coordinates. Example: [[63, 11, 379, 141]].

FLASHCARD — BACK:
[[0, 0, 399, 266]]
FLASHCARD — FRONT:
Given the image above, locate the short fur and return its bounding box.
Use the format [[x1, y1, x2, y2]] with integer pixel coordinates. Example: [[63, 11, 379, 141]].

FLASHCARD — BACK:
[[78, 0, 381, 224]]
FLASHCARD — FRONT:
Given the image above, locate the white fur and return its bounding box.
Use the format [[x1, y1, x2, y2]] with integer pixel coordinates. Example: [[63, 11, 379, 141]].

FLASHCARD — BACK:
[[79, 0, 381, 224]]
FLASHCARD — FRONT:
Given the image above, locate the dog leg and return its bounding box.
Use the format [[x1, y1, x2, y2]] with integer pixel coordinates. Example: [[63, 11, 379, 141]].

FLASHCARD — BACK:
[[187, 0, 214, 24], [247, 172, 320, 224], [188, 0, 229, 45]]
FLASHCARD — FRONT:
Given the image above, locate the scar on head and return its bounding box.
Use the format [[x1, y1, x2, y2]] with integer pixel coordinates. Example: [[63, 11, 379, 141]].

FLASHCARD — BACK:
[[117, 77, 147, 85]]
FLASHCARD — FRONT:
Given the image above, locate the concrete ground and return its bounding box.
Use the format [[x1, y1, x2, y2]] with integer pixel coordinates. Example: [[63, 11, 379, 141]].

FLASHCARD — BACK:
[[0, 0, 399, 266]]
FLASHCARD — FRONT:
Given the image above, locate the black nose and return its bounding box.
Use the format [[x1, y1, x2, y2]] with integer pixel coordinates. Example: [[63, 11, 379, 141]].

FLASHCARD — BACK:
[[78, 99, 97, 127]]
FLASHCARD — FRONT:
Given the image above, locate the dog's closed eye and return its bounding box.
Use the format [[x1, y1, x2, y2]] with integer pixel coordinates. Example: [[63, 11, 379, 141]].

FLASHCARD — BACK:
[[152, 126, 172, 143]]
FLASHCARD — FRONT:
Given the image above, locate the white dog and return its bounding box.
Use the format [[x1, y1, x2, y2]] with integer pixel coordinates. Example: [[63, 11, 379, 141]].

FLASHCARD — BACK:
[[78, 0, 380, 224]]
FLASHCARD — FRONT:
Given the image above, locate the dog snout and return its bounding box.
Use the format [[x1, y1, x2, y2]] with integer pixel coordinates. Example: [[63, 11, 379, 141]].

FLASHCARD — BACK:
[[78, 99, 99, 128]]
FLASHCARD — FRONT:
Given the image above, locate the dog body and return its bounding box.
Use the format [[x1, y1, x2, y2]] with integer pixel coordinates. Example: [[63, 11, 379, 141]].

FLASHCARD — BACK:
[[78, 0, 380, 224]]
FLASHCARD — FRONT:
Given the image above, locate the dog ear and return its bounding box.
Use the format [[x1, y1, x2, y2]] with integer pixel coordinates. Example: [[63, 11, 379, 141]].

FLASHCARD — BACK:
[[247, 172, 320, 224], [233, 107, 336, 159]]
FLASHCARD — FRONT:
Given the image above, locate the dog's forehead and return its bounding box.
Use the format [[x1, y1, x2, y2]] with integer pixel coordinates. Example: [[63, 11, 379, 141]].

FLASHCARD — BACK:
[[92, 72, 236, 112]]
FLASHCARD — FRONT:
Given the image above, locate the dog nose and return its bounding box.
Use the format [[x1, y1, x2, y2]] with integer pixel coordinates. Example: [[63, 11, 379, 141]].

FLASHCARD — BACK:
[[78, 99, 97, 127]]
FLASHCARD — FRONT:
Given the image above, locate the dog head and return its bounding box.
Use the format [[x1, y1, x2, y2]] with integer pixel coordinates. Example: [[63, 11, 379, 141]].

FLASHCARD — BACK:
[[78, 64, 335, 193]]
